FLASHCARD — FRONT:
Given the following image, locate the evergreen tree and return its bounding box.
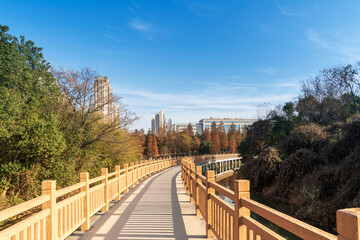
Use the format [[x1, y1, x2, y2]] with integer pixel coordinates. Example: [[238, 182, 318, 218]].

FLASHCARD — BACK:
[[229, 134, 236, 153], [235, 127, 242, 146], [219, 122, 229, 151], [211, 121, 221, 154], [151, 134, 159, 158], [243, 124, 248, 139], [192, 135, 201, 153], [202, 129, 212, 143], [187, 124, 194, 137]]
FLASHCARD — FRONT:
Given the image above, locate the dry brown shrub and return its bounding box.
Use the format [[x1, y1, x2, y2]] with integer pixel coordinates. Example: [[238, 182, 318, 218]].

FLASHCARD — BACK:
[[327, 120, 360, 164], [278, 149, 318, 183], [283, 124, 328, 155], [238, 147, 282, 189]]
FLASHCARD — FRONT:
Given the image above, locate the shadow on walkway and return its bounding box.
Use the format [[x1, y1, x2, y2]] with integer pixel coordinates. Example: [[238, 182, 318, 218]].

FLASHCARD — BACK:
[[71, 166, 206, 240]]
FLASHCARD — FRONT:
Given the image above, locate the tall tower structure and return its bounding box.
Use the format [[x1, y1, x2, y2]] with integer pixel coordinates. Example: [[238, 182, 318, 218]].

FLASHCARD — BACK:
[[151, 118, 156, 134], [151, 110, 165, 135], [94, 76, 119, 125]]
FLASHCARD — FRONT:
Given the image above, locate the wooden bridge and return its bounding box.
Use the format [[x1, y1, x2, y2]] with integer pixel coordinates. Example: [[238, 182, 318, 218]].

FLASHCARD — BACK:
[[197, 157, 242, 182], [0, 155, 360, 240]]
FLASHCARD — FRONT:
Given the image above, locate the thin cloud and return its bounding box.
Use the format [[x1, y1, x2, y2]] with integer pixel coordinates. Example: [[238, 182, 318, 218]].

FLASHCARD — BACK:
[[253, 21, 273, 34], [306, 28, 360, 62], [104, 34, 122, 42], [276, 0, 299, 16], [223, 75, 243, 79], [253, 67, 279, 75], [129, 18, 152, 32], [112, 77, 303, 130]]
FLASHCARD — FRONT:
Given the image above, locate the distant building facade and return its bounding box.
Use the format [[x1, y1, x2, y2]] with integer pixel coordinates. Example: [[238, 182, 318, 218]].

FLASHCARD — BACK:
[[174, 117, 257, 134], [94, 76, 120, 125], [151, 110, 165, 135], [173, 123, 202, 135]]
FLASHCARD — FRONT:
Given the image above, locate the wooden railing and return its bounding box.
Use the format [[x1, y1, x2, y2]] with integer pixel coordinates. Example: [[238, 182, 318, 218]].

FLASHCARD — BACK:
[[0, 158, 180, 240], [181, 158, 360, 240]]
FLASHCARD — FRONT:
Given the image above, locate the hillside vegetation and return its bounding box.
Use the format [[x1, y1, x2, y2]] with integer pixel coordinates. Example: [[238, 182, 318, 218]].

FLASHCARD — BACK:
[[238, 64, 360, 233], [0, 25, 141, 209]]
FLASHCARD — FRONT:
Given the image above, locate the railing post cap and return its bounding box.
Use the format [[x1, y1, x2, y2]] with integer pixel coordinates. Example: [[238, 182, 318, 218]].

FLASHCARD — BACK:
[[101, 168, 108, 174], [234, 180, 250, 192], [206, 170, 215, 178], [80, 172, 89, 178], [41, 180, 56, 189], [337, 208, 360, 239]]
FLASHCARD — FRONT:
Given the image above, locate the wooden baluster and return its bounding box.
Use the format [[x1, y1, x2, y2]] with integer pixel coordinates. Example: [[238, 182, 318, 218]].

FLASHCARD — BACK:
[[190, 163, 195, 203], [337, 208, 360, 240], [234, 180, 250, 240], [195, 166, 202, 216], [115, 165, 121, 201], [185, 162, 189, 194], [42, 180, 57, 240], [101, 168, 109, 212], [140, 161, 144, 181], [80, 172, 90, 231], [206, 170, 215, 238], [124, 163, 129, 193], [135, 161, 139, 184], [130, 162, 134, 188]]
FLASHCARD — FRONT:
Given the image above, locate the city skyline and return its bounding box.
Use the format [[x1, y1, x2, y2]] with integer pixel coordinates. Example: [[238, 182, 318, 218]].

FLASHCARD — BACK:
[[2, 1, 360, 130]]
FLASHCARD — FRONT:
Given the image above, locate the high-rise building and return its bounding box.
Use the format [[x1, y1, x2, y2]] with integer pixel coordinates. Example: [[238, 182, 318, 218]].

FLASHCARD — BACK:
[[94, 76, 120, 125], [151, 118, 156, 134], [151, 110, 165, 135], [174, 117, 256, 134]]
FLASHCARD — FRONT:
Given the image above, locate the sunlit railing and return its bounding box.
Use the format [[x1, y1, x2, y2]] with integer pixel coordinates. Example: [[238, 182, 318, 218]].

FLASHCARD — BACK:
[[182, 158, 359, 240], [0, 158, 180, 240]]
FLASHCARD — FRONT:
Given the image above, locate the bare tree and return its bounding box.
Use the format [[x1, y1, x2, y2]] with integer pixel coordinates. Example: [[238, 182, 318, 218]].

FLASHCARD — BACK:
[[52, 67, 138, 148]]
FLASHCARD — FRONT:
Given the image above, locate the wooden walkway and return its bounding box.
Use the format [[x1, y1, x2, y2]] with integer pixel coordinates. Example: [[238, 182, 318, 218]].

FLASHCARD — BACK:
[[68, 166, 208, 240]]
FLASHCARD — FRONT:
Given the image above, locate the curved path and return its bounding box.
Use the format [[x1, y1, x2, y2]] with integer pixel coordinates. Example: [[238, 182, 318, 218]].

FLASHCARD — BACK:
[[68, 166, 208, 240]]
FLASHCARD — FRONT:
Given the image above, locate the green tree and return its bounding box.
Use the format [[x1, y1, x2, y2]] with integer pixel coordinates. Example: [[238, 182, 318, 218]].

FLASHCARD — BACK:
[[0, 25, 68, 200]]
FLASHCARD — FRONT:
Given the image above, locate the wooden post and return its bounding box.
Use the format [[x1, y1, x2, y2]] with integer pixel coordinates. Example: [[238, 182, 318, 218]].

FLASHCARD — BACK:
[[115, 165, 121, 201], [140, 161, 144, 181], [135, 161, 139, 184], [124, 163, 129, 193], [190, 163, 195, 203], [234, 180, 250, 240], [80, 172, 90, 231], [206, 171, 215, 238], [101, 168, 109, 212], [337, 208, 360, 240], [195, 166, 202, 216], [42, 180, 57, 240], [130, 162, 135, 188], [145, 160, 148, 176]]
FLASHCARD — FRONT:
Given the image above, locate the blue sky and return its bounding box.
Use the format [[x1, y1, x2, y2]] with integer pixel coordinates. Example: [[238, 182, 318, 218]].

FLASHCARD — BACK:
[[2, 0, 360, 130]]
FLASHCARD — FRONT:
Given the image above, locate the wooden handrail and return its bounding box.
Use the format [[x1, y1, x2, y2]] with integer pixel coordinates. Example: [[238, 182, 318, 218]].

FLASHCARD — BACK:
[[241, 198, 337, 240], [0, 195, 50, 222], [89, 175, 106, 184], [0, 156, 182, 240], [180, 156, 359, 240], [56, 182, 85, 197], [242, 215, 286, 240], [209, 181, 234, 200]]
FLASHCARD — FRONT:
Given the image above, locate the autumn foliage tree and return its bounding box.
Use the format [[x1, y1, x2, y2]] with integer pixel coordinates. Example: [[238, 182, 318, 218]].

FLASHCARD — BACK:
[[211, 121, 221, 154], [146, 132, 159, 158], [202, 129, 211, 143], [219, 122, 229, 151]]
